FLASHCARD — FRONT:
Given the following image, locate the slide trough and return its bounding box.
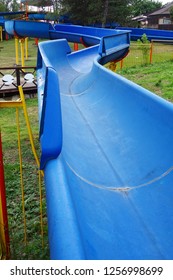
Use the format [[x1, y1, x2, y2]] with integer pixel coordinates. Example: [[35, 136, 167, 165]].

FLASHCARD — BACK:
[[5, 20, 173, 260], [118, 26, 173, 41]]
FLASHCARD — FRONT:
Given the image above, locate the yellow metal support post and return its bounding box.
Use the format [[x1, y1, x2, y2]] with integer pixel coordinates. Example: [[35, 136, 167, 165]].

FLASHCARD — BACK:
[[0, 100, 22, 108], [18, 86, 44, 244], [16, 108, 27, 245], [20, 38, 25, 67], [38, 170, 44, 247], [25, 37, 28, 60], [15, 38, 19, 65], [18, 86, 40, 169]]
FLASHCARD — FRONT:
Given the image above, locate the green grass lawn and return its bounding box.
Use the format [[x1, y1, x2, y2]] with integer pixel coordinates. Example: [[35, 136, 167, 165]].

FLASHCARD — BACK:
[[0, 37, 76, 67], [117, 60, 173, 102], [0, 37, 173, 259], [0, 37, 39, 67]]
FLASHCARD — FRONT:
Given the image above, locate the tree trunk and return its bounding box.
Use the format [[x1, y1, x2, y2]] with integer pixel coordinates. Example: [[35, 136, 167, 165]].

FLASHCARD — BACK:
[[102, 0, 109, 28]]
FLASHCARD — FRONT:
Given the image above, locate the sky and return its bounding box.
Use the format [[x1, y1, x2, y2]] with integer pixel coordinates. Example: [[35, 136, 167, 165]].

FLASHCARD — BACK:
[[161, 0, 172, 4]]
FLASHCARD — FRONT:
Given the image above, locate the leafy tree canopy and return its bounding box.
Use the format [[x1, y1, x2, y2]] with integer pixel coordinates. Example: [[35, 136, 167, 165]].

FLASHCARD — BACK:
[[1, 0, 162, 26], [59, 0, 131, 26], [58, 0, 163, 26], [0, 0, 20, 12], [130, 0, 162, 17]]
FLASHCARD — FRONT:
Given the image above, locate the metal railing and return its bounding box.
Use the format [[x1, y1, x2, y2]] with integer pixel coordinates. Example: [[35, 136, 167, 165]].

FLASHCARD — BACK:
[[0, 66, 37, 98]]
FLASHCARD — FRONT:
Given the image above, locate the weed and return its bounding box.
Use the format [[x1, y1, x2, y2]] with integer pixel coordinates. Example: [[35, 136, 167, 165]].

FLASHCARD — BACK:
[[155, 79, 162, 87], [137, 34, 150, 65]]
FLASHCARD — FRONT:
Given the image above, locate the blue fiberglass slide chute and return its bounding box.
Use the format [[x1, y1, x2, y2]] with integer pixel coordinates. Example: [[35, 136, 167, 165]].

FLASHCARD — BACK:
[[5, 20, 173, 260]]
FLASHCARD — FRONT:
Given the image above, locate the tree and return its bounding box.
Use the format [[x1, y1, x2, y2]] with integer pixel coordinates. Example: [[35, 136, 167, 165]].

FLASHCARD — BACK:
[[0, 0, 10, 12], [45, 0, 62, 21], [130, 0, 162, 17], [102, 0, 109, 27], [52, 0, 163, 26], [51, 0, 61, 13], [59, 0, 131, 26], [59, 0, 91, 25], [0, 2, 6, 12], [0, 0, 20, 12], [10, 0, 20, 11]]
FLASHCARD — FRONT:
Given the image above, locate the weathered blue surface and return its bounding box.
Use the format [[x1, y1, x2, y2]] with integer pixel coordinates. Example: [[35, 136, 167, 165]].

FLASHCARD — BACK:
[[37, 39, 173, 260], [5, 20, 173, 259]]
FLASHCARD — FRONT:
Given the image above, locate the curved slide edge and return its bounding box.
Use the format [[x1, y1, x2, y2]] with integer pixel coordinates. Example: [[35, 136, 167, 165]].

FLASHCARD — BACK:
[[37, 37, 173, 259]]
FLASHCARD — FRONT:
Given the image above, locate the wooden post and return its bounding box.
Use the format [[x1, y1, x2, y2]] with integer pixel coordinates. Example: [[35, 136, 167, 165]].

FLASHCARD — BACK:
[[120, 59, 124, 70], [34, 38, 39, 46], [0, 27, 2, 42], [74, 43, 79, 51], [150, 41, 153, 64]]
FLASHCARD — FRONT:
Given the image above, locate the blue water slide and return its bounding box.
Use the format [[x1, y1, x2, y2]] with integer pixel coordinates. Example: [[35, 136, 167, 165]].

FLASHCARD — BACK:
[[0, 11, 25, 16], [37, 39, 173, 260], [4, 20, 173, 259], [5, 20, 173, 42], [0, 17, 5, 27], [0, 12, 25, 28], [28, 13, 47, 20], [5, 20, 130, 48], [5, 20, 54, 39], [118, 26, 173, 41]]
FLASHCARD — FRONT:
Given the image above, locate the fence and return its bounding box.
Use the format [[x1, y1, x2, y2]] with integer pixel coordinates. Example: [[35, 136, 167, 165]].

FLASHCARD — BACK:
[[0, 66, 37, 98], [110, 41, 173, 71]]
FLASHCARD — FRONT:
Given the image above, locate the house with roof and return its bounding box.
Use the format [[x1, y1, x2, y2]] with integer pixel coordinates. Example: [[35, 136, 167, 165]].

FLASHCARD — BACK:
[[147, 1, 173, 29]]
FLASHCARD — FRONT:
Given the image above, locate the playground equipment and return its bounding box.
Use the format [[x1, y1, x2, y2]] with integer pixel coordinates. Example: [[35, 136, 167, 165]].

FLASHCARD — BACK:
[[0, 84, 45, 258], [14, 37, 28, 66], [4, 20, 173, 260]]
